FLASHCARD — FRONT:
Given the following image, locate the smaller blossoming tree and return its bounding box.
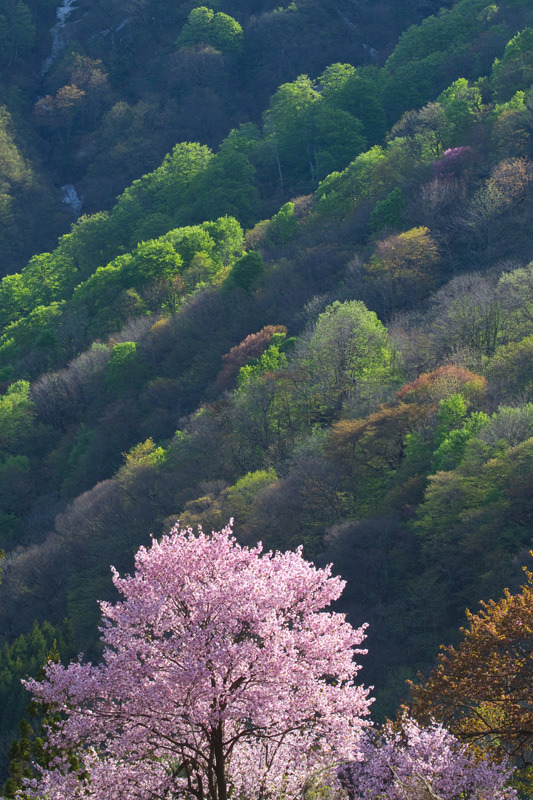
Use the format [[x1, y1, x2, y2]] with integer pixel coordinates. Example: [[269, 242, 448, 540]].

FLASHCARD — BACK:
[[24, 524, 372, 800], [340, 716, 516, 800]]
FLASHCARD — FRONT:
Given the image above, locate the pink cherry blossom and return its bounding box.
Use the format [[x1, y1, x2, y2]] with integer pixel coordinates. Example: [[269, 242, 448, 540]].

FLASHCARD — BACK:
[[340, 716, 517, 800], [23, 524, 372, 800]]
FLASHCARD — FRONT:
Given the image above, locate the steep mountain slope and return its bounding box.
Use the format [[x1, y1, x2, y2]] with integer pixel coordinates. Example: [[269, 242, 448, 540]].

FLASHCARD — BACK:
[[0, 0, 458, 277], [1, 0, 533, 782]]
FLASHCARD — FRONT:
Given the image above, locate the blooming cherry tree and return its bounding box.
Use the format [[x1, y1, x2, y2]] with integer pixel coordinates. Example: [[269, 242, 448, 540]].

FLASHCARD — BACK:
[[24, 524, 372, 800], [340, 717, 516, 800]]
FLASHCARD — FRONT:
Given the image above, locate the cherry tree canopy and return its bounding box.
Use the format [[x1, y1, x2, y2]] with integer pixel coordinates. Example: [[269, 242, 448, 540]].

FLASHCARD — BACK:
[[25, 524, 372, 800]]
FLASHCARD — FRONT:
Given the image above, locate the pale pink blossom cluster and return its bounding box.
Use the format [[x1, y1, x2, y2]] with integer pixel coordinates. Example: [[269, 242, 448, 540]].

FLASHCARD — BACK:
[[339, 717, 517, 800], [23, 524, 372, 800]]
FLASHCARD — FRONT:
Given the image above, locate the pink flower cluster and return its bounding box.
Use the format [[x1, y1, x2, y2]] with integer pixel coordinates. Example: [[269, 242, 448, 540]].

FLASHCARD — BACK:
[[432, 146, 474, 179], [340, 717, 517, 800], [23, 524, 372, 800]]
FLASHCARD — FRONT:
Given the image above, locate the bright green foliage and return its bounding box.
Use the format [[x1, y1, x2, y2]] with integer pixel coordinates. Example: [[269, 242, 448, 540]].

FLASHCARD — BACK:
[[268, 74, 319, 128], [202, 217, 244, 267], [434, 394, 469, 447], [316, 133, 416, 221], [57, 212, 121, 282], [316, 145, 390, 217], [237, 333, 288, 386], [0, 274, 32, 333], [437, 79, 483, 144], [69, 217, 244, 333], [0, 381, 35, 451], [188, 148, 260, 227], [304, 300, 393, 420], [382, 0, 503, 119], [397, 389, 488, 488], [44, 141, 212, 289], [165, 217, 243, 270], [121, 438, 166, 470], [0, 212, 243, 376], [122, 240, 182, 290], [267, 75, 329, 183], [309, 301, 391, 378], [131, 214, 176, 248], [266, 202, 299, 245], [432, 411, 489, 471], [106, 342, 139, 395], [225, 468, 278, 523], [492, 28, 533, 100], [386, 0, 492, 70], [0, 303, 64, 371], [72, 263, 125, 317], [117, 438, 167, 491], [320, 64, 387, 145], [266, 74, 366, 187], [164, 226, 216, 269], [228, 331, 305, 468], [177, 7, 243, 56], [0, 252, 78, 331], [318, 62, 356, 94], [222, 124, 262, 157], [112, 142, 213, 236], [23, 253, 78, 306]]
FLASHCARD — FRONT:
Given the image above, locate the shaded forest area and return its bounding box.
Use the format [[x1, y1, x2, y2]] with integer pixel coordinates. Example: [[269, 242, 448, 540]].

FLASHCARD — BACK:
[[1, 0, 533, 786]]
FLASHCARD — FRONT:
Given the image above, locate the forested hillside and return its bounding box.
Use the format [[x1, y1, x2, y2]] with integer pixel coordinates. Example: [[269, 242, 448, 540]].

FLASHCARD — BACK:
[[1, 0, 533, 790], [0, 0, 456, 277]]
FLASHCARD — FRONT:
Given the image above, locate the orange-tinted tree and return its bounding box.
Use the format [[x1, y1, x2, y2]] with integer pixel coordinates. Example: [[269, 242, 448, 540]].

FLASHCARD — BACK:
[[397, 364, 487, 405], [365, 226, 440, 314], [411, 566, 533, 769], [326, 402, 431, 480], [214, 325, 288, 392]]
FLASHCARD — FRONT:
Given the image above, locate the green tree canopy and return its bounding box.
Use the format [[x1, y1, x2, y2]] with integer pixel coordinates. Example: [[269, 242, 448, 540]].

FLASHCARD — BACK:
[[177, 7, 243, 56]]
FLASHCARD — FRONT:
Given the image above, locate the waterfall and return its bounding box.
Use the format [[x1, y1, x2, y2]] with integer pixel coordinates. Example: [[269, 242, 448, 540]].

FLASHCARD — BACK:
[[41, 0, 78, 76], [61, 184, 82, 216]]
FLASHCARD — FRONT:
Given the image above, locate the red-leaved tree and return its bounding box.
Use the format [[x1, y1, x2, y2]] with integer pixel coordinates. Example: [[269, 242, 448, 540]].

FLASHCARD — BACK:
[[24, 525, 372, 800]]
